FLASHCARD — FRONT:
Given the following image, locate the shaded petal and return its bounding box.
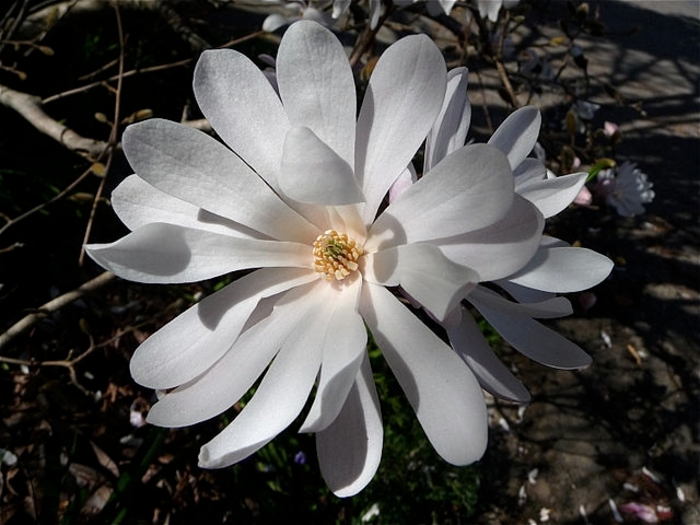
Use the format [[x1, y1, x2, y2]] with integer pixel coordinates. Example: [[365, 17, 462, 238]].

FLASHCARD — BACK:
[[366, 144, 514, 252], [496, 279, 555, 303], [425, 67, 470, 172], [513, 158, 546, 188], [388, 163, 416, 204], [356, 34, 446, 225], [360, 283, 487, 465], [317, 352, 383, 497], [194, 49, 290, 189], [112, 175, 256, 238], [362, 243, 478, 322], [469, 285, 572, 318], [279, 127, 364, 205], [198, 288, 333, 468], [434, 194, 543, 281], [277, 20, 356, 169], [300, 278, 366, 432], [122, 119, 318, 243], [130, 268, 317, 389], [518, 172, 588, 218], [488, 106, 541, 169], [447, 309, 530, 402], [146, 281, 321, 426], [85, 223, 311, 284], [506, 246, 614, 293]]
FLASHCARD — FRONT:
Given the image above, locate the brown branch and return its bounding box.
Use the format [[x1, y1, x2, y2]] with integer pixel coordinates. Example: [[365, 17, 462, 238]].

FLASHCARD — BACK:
[[0, 271, 116, 352], [0, 84, 109, 159]]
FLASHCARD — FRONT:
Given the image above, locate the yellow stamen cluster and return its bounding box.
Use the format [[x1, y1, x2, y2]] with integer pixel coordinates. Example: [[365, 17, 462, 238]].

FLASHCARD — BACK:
[[313, 230, 363, 281]]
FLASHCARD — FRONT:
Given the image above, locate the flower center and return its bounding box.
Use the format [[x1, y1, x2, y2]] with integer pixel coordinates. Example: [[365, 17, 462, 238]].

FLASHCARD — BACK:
[[313, 230, 363, 281]]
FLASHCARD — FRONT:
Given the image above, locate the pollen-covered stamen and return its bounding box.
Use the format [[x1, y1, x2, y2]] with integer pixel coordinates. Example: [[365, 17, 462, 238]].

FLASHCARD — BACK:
[[313, 230, 363, 281]]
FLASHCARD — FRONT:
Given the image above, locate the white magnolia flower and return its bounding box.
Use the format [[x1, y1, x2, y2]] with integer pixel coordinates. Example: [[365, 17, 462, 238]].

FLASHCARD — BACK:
[[262, 0, 334, 32], [86, 21, 541, 496], [477, 0, 521, 22], [395, 0, 457, 16], [393, 68, 613, 402], [596, 161, 654, 217]]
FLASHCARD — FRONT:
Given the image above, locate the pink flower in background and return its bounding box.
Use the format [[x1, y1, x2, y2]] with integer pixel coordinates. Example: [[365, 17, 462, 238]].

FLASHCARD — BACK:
[[596, 161, 655, 217]]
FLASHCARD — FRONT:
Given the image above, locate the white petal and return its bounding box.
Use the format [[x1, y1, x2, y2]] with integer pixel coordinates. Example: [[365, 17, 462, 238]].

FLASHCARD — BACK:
[[198, 289, 331, 468], [300, 278, 366, 432], [447, 309, 530, 402], [506, 246, 614, 293], [85, 223, 311, 284], [279, 127, 364, 205], [388, 163, 417, 204], [362, 243, 478, 322], [112, 175, 255, 238], [122, 119, 318, 243], [130, 268, 317, 389], [262, 13, 294, 32], [366, 144, 514, 252], [469, 285, 572, 318], [496, 279, 555, 303], [424, 67, 471, 172], [146, 281, 322, 426], [488, 106, 541, 169], [277, 20, 356, 169], [434, 194, 543, 282], [518, 172, 588, 218], [317, 352, 383, 497], [194, 49, 290, 189], [513, 158, 546, 188], [360, 283, 487, 465], [356, 34, 447, 225], [473, 301, 592, 369]]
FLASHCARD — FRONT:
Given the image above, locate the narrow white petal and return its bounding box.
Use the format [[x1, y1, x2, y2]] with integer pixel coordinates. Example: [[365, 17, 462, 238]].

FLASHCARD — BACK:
[[513, 158, 546, 188], [194, 49, 290, 189], [279, 127, 364, 205], [198, 291, 331, 468], [356, 34, 447, 225], [488, 106, 541, 169], [317, 352, 383, 497], [518, 172, 588, 218], [447, 309, 531, 402], [122, 119, 318, 243], [362, 243, 478, 322], [130, 268, 318, 389], [366, 144, 513, 251], [300, 278, 366, 432], [360, 283, 487, 465], [496, 279, 555, 303], [425, 67, 471, 172], [506, 246, 614, 293], [277, 21, 356, 169], [388, 163, 417, 204], [85, 223, 311, 284], [112, 175, 255, 238], [147, 281, 322, 426], [469, 285, 572, 318], [433, 194, 543, 282]]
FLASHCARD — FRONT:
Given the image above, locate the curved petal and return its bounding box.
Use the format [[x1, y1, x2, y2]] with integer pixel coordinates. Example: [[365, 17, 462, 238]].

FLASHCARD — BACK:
[[146, 281, 322, 426], [362, 243, 478, 322], [85, 223, 311, 284], [130, 268, 318, 389], [112, 175, 257, 238], [469, 285, 572, 319], [518, 172, 588, 219], [279, 127, 364, 205], [194, 49, 290, 189], [198, 289, 332, 468], [435, 194, 544, 282], [496, 279, 555, 303], [366, 144, 514, 252], [471, 300, 592, 369], [276, 20, 356, 169], [388, 163, 417, 204], [488, 106, 541, 169], [300, 278, 366, 432], [447, 309, 530, 403], [425, 67, 471, 172], [513, 158, 546, 188], [356, 34, 447, 225], [122, 119, 318, 243], [317, 352, 383, 497], [360, 283, 487, 466], [506, 246, 614, 293]]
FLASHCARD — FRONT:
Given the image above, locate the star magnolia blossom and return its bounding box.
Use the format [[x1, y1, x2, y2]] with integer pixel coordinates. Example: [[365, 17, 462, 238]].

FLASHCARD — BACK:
[[86, 21, 544, 496], [596, 161, 654, 217], [477, 0, 521, 22], [392, 67, 613, 402]]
